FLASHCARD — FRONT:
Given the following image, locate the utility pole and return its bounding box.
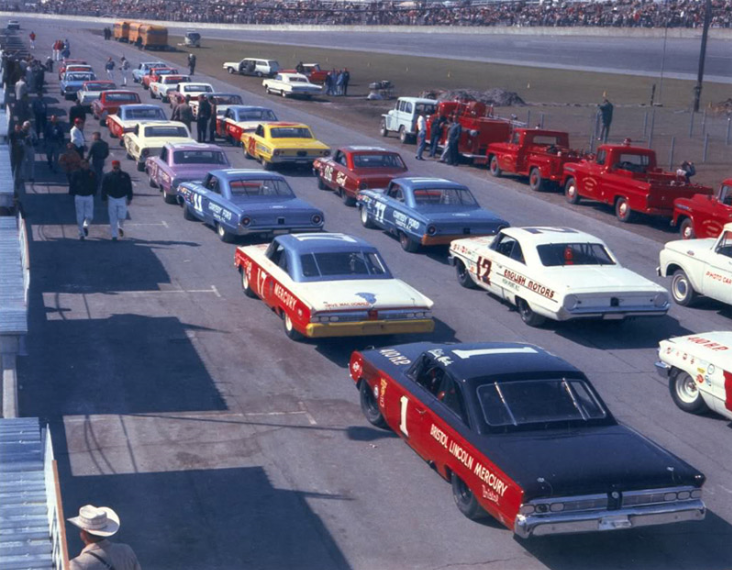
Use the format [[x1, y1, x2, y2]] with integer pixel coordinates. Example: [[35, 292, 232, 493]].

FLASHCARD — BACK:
[[694, 0, 713, 112]]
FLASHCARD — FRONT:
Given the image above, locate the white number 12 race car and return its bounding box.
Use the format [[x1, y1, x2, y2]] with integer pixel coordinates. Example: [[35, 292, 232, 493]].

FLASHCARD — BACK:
[[448, 227, 670, 327]]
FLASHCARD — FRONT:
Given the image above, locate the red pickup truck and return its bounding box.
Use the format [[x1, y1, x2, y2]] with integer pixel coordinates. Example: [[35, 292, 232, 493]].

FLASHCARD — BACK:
[[282, 63, 329, 84], [562, 140, 713, 223], [485, 128, 585, 191], [673, 178, 732, 239], [427, 100, 513, 163], [91, 90, 142, 126]]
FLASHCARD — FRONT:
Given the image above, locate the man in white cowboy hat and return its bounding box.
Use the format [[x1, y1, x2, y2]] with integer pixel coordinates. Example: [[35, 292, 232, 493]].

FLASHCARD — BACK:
[[68, 504, 141, 570]]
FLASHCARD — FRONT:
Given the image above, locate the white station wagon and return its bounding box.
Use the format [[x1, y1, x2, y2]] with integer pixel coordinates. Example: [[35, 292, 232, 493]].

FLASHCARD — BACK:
[[449, 226, 670, 327], [656, 332, 732, 420], [659, 222, 732, 307]]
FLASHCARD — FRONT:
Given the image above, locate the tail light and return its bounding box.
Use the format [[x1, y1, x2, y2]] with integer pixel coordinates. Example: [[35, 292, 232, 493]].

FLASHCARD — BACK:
[[312, 214, 323, 225], [273, 150, 281, 156], [323, 150, 331, 156], [427, 225, 437, 235], [141, 149, 150, 157], [241, 217, 251, 226]]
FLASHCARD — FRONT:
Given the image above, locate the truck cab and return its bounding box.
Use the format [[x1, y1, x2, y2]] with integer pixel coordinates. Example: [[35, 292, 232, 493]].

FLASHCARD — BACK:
[[562, 140, 712, 223], [380, 97, 437, 143]]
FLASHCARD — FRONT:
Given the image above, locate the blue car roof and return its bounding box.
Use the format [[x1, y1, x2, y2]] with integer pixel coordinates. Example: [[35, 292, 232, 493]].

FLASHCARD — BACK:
[[276, 233, 378, 255], [210, 169, 286, 181], [391, 177, 469, 191]]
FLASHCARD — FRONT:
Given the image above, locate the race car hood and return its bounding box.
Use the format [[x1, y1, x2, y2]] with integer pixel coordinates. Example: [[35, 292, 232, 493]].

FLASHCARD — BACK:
[[541, 265, 665, 293], [485, 424, 703, 499], [663, 237, 717, 257], [298, 279, 433, 312]]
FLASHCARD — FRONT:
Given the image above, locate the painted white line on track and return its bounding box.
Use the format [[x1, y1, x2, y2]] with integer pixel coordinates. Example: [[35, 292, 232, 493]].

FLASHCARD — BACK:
[[298, 401, 318, 425]]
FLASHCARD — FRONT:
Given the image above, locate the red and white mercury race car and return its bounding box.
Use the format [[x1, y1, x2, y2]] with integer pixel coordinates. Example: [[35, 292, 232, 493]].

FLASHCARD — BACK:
[[234, 233, 434, 340]]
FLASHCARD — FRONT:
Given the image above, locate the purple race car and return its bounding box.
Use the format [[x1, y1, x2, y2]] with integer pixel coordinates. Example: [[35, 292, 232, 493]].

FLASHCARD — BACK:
[[146, 142, 231, 204]]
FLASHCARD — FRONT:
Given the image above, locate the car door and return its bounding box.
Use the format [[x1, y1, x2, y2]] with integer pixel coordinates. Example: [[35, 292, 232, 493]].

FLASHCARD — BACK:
[[578, 148, 606, 201], [257, 241, 289, 307], [375, 183, 405, 232], [150, 146, 166, 184], [487, 233, 527, 303], [701, 230, 732, 303], [333, 151, 350, 191], [498, 132, 521, 173]]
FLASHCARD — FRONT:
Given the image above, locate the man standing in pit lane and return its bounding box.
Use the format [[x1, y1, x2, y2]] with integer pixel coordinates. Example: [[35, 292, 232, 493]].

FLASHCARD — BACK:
[[69, 159, 97, 240], [101, 160, 133, 241], [196, 94, 212, 143]]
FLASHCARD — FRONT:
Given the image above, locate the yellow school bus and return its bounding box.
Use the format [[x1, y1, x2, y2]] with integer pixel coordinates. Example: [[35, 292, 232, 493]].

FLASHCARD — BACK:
[[139, 24, 168, 51], [113, 21, 130, 42], [127, 22, 144, 45]]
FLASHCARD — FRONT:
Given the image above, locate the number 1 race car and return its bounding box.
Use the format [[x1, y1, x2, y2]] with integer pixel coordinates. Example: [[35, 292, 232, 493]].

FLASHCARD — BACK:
[[656, 332, 732, 419], [350, 342, 706, 537], [234, 233, 434, 340], [449, 226, 669, 327]]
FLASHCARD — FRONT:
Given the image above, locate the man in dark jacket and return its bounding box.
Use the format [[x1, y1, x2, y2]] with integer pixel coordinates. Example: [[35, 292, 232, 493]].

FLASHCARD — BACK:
[[208, 98, 218, 142], [101, 160, 133, 240], [446, 120, 462, 166], [175, 95, 194, 133], [87, 132, 109, 190], [32, 93, 47, 137], [69, 160, 97, 240], [196, 94, 212, 143], [429, 115, 446, 158], [598, 98, 613, 143], [68, 100, 87, 126], [44, 115, 65, 171], [188, 53, 196, 76]]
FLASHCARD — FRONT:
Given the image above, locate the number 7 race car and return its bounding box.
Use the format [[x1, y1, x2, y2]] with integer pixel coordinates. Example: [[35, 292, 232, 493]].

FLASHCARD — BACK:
[[350, 342, 706, 537], [234, 233, 434, 340], [449, 226, 669, 327]]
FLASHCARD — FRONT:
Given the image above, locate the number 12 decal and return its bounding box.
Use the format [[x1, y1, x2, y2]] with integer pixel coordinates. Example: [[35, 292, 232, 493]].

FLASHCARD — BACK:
[[400, 396, 409, 436]]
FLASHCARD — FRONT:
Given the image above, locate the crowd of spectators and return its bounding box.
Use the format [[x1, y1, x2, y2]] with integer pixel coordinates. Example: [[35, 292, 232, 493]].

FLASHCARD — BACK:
[[9, 0, 732, 28]]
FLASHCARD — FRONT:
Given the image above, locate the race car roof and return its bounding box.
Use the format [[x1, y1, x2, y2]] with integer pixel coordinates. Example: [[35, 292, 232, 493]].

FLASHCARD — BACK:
[[208, 168, 286, 181], [502, 226, 604, 246], [390, 177, 468, 191], [420, 342, 581, 382], [276, 233, 378, 255]]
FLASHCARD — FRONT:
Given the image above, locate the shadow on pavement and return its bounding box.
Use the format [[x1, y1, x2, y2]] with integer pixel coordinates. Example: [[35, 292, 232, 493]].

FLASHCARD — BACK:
[[553, 315, 694, 350], [519, 509, 732, 570], [60, 466, 353, 570]]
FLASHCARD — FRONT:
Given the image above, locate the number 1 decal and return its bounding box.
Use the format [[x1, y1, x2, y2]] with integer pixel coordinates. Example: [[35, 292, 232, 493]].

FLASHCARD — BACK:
[[399, 396, 409, 436]]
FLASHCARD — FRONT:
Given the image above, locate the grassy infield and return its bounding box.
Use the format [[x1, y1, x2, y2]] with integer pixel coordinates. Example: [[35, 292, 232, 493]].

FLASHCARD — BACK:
[[162, 34, 731, 186]]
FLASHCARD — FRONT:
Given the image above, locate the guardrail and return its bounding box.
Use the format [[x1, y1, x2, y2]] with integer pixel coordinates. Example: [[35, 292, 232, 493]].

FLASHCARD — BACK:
[[43, 426, 70, 570]]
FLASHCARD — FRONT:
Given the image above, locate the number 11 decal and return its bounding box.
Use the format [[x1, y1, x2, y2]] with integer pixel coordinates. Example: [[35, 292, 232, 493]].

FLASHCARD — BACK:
[[399, 396, 409, 436]]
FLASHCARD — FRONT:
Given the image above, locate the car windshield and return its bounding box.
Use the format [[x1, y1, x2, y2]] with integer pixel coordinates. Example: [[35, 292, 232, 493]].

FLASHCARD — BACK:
[[240, 109, 277, 121], [300, 251, 389, 278], [144, 126, 189, 137], [106, 93, 138, 102], [68, 74, 93, 81], [477, 378, 608, 427], [126, 108, 166, 120], [185, 85, 213, 93], [156, 69, 176, 76], [412, 187, 478, 207], [228, 178, 295, 197], [270, 127, 313, 139], [537, 243, 616, 267], [214, 95, 242, 105], [352, 153, 406, 169], [173, 150, 227, 165]]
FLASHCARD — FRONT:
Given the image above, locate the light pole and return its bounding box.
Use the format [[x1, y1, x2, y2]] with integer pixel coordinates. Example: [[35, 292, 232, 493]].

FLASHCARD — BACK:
[[693, 0, 713, 112], [658, 22, 669, 106]]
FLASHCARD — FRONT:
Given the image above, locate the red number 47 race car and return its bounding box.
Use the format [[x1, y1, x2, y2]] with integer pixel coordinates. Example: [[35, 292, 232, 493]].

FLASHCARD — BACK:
[[350, 342, 706, 537]]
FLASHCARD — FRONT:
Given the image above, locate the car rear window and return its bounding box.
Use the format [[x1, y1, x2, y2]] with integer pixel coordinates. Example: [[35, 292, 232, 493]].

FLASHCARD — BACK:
[[352, 153, 406, 169], [239, 109, 277, 122], [86, 83, 113, 91], [106, 93, 139, 102], [412, 187, 478, 207], [537, 243, 615, 267], [300, 251, 388, 278], [127, 108, 167, 120], [477, 378, 607, 427], [214, 95, 243, 105], [228, 179, 295, 197], [67, 74, 93, 81], [144, 126, 189, 138], [270, 127, 313, 139], [173, 150, 227, 165], [184, 84, 213, 93]]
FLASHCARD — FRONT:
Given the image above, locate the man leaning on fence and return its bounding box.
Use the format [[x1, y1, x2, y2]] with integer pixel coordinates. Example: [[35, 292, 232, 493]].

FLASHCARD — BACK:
[[68, 504, 141, 570]]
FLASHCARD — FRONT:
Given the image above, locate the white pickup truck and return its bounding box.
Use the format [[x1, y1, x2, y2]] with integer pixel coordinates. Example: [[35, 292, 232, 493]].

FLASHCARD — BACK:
[[380, 97, 437, 143], [658, 222, 732, 306], [655, 332, 732, 420]]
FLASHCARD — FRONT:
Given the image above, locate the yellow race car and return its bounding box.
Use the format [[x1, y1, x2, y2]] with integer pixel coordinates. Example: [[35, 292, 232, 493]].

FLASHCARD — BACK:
[[241, 122, 330, 170]]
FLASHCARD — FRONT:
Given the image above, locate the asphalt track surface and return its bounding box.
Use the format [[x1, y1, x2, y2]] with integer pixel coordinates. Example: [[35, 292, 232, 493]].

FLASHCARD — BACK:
[[15, 15, 732, 82], [15, 21, 732, 570]]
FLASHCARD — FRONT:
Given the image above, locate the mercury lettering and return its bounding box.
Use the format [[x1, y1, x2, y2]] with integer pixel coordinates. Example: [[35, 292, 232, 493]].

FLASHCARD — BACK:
[[274, 283, 298, 310], [473, 462, 508, 498]]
